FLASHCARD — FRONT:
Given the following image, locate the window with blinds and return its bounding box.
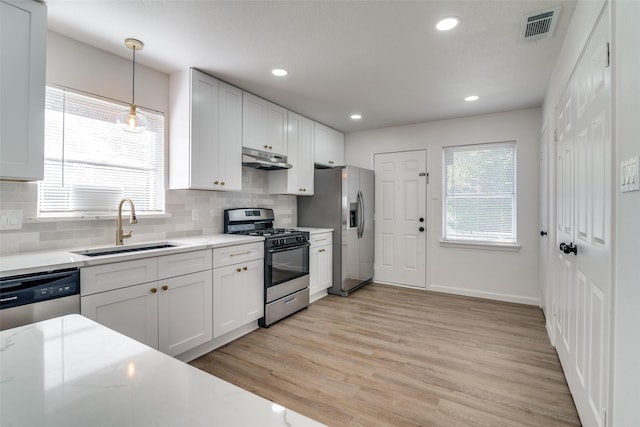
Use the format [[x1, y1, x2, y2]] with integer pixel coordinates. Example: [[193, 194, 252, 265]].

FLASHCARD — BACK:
[[443, 142, 516, 243], [38, 86, 165, 217]]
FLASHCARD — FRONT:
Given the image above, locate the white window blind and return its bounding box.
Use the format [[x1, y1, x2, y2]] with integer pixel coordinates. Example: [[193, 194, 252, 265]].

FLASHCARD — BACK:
[[443, 142, 516, 243], [38, 86, 165, 216]]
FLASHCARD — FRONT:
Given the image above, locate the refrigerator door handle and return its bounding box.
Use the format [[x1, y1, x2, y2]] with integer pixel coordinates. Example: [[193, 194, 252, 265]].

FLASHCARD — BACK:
[[357, 190, 364, 239]]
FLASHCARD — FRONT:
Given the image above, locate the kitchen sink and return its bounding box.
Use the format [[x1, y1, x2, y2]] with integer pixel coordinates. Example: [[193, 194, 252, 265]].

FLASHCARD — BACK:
[[72, 242, 179, 257]]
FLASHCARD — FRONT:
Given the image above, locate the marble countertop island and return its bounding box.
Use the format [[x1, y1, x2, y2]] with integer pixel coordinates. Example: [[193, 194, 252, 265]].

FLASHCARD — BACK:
[[0, 315, 324, 427]]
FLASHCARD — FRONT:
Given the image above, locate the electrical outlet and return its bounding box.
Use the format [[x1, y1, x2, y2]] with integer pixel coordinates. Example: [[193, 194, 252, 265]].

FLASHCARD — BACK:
[[621, 155, 640, 192]]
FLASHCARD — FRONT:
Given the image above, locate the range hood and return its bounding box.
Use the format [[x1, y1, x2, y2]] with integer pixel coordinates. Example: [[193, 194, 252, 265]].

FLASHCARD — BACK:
[[242, 147, 292, 170]]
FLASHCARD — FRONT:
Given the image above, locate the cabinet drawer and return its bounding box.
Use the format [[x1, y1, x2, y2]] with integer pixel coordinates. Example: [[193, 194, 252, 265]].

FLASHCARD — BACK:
[[213, 242, 264, 268], [158, 249, 212, 279], [310, 232, 332, 247], [81, 258, 158, 296]]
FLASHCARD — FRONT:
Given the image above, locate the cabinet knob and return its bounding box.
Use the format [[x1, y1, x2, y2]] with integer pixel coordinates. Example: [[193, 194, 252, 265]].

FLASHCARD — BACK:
[[236, 268, 242, 272], [221, 181, 225, 185], [299, 188, 303, 192], [242, 266, 248, 271], [319, 249, 325, 253], [150, 288, 157, 293], [264, 145, 268, 149], [213, 181, 219, 185], [162, 285, 168, 291], [268, 145, 273, 150]]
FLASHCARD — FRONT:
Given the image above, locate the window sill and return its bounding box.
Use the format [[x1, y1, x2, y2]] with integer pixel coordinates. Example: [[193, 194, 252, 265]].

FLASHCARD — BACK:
[[439, 239, 521, 252], [29, 213, 172, 222]]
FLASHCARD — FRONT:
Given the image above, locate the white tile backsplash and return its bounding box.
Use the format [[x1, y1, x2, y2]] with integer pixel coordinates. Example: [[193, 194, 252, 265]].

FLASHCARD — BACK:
[[0, 168, 296, 256]]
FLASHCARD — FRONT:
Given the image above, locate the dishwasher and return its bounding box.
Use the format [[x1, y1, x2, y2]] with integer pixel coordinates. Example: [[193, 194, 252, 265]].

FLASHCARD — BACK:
[[0, 269, 80, 331]]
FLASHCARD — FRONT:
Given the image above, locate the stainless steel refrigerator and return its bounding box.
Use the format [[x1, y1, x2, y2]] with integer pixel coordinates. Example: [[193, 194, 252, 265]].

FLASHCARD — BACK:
[[297, 165, 374, 296]]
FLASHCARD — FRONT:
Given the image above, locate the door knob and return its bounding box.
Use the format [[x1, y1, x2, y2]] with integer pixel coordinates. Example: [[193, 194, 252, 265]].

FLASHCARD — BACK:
[[419, 227, 425, 232], [419, 218, 424, 223], [559, 242, 578, 255], [540, 231, 548, 236]]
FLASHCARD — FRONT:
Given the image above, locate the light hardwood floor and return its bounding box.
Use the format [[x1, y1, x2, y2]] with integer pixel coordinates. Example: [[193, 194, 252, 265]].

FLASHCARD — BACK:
[[190, 284, 580, 426]]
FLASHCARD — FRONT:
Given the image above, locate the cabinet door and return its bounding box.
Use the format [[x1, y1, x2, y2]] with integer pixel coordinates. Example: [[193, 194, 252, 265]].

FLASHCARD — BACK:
[[218, 81, 242, 191], [213, 259, 264, 338], [242, 92, 267, 152], [242, 92, 287, 156], [314, 122, 344, 168], [236, 259, 264, 324], [309, 244, 332, 295], [158, 270, 213, 356], [297, 115, 315, 194], [190, 69, 220, 189], [0, 0, 46, 181], [213, 264, 240, 338], [265, 102, 287, 156], [81, 282, 159, 349]]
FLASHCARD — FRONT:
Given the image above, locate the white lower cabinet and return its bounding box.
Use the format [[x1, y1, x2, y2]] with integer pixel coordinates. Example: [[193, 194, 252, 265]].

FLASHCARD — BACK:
[[309, 232, 333, 301], [81, 282, 159, 348], [81, 250, 213, 356], [213, 258, 263, 338], [158, 270, 213, 356]]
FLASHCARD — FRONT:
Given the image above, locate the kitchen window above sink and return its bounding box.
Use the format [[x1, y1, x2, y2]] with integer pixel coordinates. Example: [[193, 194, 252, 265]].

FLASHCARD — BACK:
[[37, 85, 165, 218]]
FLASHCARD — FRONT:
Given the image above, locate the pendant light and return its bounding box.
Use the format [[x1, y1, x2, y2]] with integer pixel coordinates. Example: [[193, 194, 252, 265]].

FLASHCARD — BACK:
[[116, 38, 148, 133]]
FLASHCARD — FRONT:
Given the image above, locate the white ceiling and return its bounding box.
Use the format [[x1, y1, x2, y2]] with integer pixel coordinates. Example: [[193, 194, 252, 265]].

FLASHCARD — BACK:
[[45, 0, 576, 133]]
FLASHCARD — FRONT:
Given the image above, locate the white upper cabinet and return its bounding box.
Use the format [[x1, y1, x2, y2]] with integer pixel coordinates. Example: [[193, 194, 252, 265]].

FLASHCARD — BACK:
[[314, 122, 344, 168], [242, 92, 287, 156], [0, 0, 46, 181], [169, 68, 242, 191], [268, 111, 315, 195]]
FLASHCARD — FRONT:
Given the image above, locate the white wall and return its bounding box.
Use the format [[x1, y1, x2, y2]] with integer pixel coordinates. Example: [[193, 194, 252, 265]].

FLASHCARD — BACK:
[[612, 1, 640, 425], [0, 32, 296, 256], [345, 108, 541, 305], [541, 0, 640, 424]]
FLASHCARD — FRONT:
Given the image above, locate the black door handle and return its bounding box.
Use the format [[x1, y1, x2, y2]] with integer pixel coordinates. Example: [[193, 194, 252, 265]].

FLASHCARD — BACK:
[[559, 242, 578, 255], [540, 231, 548, 236], [419, 227, 425, 232]]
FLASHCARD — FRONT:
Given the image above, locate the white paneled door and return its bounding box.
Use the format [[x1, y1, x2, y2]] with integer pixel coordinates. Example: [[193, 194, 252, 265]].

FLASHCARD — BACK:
[[374, 150, 427, 288], [554, 7, 611, 427]]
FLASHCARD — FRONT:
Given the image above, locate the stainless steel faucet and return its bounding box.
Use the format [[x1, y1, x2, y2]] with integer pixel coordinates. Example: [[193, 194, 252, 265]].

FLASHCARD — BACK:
[[116, 198, 138, 246]]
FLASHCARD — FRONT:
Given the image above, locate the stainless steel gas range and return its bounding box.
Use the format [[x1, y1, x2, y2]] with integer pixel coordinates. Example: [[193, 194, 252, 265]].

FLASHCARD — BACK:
[[224, 208, 310, 327]]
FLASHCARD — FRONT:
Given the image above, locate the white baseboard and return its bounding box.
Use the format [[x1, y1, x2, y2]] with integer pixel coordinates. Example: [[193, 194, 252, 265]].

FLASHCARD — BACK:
[[175, 321, 259, 363], [309, 289, 328, 303], [427, 283, 540, 306]]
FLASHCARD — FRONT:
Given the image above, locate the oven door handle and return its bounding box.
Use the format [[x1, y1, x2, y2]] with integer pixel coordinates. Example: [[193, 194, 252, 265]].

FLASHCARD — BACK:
[[267, 242, 310, 254]]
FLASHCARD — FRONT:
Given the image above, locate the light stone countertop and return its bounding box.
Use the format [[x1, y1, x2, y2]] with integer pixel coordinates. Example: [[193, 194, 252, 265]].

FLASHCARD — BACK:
[[296, 227, 334, 235], [0, 234, 264, 278], [0, 314, 324, 427]]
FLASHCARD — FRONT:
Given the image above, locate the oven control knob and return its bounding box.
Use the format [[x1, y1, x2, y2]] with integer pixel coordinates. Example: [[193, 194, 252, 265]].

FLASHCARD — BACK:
[[280, 238, 286, 245]]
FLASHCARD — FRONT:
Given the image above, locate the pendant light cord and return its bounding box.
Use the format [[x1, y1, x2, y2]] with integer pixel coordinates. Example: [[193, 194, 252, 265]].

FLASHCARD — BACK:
[[132, 46, 136, 105]]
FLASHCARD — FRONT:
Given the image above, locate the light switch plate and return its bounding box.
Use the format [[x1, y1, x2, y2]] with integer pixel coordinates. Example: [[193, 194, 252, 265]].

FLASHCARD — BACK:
[[621, 155, 640, 193], [0, 210, 23, 230]]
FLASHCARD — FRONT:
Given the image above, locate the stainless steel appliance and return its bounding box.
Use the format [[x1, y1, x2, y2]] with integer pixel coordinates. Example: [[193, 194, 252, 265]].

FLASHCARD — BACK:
[[0, 269, 80, 330], [298, 165, 374, 296], [224, 208, 309, 327]]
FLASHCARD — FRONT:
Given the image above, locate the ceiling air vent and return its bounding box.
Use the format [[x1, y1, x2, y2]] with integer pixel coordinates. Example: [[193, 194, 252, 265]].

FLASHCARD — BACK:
[[520, 7, 560, 44]]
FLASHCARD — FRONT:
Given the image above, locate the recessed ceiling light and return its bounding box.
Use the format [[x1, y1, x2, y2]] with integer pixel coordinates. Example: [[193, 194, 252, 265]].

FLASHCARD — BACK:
[[271, 68, 288, 77], [436, 17, 460, 31], [465, 95, 479, 102], [350, 114, 362, 120]]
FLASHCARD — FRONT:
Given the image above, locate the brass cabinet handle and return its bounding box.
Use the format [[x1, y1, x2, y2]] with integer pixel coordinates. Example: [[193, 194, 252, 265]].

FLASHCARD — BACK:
[[242, 266, 248, 271], [268, 145, 273, 150], [236, 268, 242, 272], [162, 285, 168, 291], [151, 288, 157, 293], [264, 145, 268, 149], [230, 250, 252, 257], [221, 181, 225, 185], [213, 181, 219, 185], [319, 249, 325, 252]]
